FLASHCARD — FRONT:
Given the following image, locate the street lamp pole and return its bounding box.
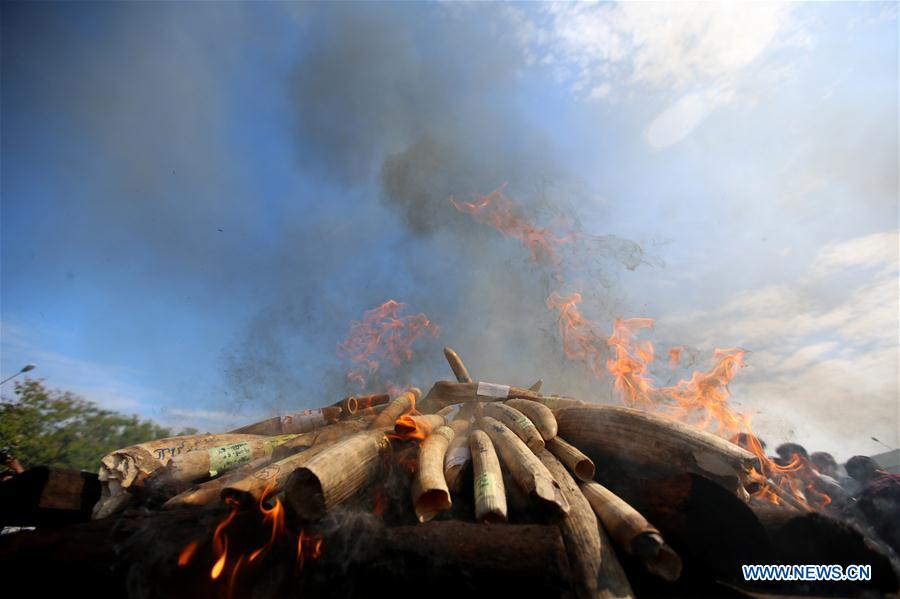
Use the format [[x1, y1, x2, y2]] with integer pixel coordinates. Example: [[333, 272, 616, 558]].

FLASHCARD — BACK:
[[0, 364, 37, 386]]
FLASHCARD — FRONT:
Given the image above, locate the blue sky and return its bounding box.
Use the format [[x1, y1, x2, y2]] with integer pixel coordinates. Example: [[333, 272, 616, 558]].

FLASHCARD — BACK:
[[2, 2, 897, 459]]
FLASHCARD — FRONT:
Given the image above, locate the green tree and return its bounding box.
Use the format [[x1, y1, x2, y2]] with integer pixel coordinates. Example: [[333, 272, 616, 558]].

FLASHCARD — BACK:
[[0, 379, 197, 472]]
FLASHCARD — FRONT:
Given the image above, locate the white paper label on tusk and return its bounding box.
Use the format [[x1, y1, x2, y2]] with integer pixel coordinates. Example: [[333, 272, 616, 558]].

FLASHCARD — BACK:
[[477, 382, 510, 399], [281, 409, 326, 433], [208, 442, 253, 477], [444, 445, 471, 470]]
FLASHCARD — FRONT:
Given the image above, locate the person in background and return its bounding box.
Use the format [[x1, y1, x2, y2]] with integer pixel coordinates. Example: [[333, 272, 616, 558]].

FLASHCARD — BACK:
[[0, 448, 25, 482], [774, 443, 850, 509], [812, 451, 860, 495], [845, 455, 900, 554], [775, 442, 808, 465]]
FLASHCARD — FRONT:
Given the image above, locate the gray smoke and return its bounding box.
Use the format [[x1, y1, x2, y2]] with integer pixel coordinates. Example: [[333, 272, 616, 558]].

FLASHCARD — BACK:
[[224, 3, 646, 408]]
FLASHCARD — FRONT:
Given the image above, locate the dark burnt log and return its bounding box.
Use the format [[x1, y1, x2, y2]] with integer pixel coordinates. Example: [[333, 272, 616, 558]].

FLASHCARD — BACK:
[[751, 509, 899, 597], [0, 467, 100, 526], [0, 506, 572, 598]]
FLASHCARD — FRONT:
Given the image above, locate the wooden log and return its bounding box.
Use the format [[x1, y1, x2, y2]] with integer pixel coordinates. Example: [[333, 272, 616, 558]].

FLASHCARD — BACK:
[[580, 480, 681, 582], [555, 406, 756, 493], [382, 521, 571, 587], [93, 433, 266, 519], [411, 421, 469, 522], [230, 407, 343, 436], [146, 434, 299, 492], [0, 514, 573, 598], [0, 467, 100, 526], [424, 380, 543, 406], [444, 432, 471, 494], [538, 449, 635, 599], [285, 429, 392, 520], [469, 429, 507, 523], [443, 346, 473, 383], [482, 402, 544, 452], [505, 398, 557, 441], [370, 388, 421, 429], [479, 416, 569, 520], [547, 436, 595, 482]]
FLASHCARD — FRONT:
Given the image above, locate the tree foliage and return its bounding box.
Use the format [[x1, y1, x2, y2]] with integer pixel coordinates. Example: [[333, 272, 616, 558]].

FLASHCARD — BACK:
[[0, 379, 197, 472]]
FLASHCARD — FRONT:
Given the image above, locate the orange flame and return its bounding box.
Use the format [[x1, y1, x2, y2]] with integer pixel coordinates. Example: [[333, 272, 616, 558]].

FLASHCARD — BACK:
[[668, 346, 684, 366], [450, 185, 572, 266], [210, 501, 239, 580], [177, 539, 200, 567], [227, 555, 245, 599], [248, 483, 285, 562], [388, 389, 435, 443], [546, 292, 608, 378], [338, 300, 439, 389], [606, 317, 657, 407], [297, 530, 323, 570]]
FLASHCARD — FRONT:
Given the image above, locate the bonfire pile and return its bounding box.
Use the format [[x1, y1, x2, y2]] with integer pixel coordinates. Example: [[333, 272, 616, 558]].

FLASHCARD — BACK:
[[86, 346, 805, 598]]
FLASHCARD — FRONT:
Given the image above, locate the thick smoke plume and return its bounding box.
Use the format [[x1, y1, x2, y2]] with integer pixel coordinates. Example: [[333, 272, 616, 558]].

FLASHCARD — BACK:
[[226, 4, 647, 409]]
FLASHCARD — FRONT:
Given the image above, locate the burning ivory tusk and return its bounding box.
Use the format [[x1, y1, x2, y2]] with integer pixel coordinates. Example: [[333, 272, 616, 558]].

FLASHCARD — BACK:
[[470, 429, 507, 523], [93, 433, 268, 519], [285, 429, 393, 520], [580, 480, 682, 582], [479, 416, 569, 520], [146, 434, 299, 493], [537, 449, 635, 599], [554, 405, 757, 495], [230, 406, 343, 436], [482, 402, 545, 452], [444, 431, 471, 494], [220, 434, 350, 503], [505, 398, 558, 441], [163, 455, 274, 508], [443, 346, 473, 383], [371, 388, 422, 429], [412, 420, 470, 522], [424, 380, 543, 407], [546, 436, 595, 482]]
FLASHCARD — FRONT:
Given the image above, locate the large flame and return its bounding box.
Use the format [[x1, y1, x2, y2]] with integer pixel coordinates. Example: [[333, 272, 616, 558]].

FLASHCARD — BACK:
[[452, 186, 836, 510], [338, 299, 439, 389], [177, 487, 324, 588]]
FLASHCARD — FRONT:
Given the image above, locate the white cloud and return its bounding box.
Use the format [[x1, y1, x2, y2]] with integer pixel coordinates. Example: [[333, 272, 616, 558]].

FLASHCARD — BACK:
[[510, 2, 809, 147], [656, 230, 899, 459]]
